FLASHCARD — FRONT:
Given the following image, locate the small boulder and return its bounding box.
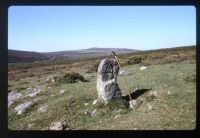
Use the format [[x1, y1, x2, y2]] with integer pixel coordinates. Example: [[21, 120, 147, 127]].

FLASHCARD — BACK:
[[15, 101, 32, 115], [60, 90, 65, 94], [140, 66, 147, 71], [8, 91, 22, 107], [49, 121, 63, 130], [90, 109, 97, 118], [28, 123, 35, 129], [129, 100, 137, 109]]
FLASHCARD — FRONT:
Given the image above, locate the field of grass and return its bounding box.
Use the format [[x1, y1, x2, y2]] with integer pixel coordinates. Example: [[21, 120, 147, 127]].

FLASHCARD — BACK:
[[8, 46, 196, 130]]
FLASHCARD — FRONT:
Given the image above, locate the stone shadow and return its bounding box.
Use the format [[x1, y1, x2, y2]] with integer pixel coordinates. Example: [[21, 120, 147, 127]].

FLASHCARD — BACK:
[[122, 88, 151, 101]]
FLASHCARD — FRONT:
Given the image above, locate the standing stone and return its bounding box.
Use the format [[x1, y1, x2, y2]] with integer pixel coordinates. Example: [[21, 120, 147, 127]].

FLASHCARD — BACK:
[[96, 58, 122, 103]]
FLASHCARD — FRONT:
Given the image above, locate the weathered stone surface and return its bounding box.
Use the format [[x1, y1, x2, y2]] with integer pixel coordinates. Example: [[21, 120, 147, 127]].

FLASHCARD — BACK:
[[96, 58, 122, 103], [8, 91, 22, 107], [15, 101, 32, 115]]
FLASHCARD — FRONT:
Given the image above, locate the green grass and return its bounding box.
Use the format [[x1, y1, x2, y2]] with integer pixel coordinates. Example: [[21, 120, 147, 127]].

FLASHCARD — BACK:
[[8, 47, 196, 130]]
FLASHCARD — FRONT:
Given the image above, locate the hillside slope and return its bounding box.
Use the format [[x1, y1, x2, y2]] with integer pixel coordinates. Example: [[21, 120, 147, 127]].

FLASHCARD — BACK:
[[8, 48, 138, 63]]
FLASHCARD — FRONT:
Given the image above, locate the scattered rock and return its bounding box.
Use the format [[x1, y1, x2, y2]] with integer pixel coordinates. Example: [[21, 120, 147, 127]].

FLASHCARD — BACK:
[[34, 98, 39, 102], [84, 111, 90, 115], [28, 123, 35, 129], [90, 109, 97, 118], [146, 92, 157, 101], [191, 120, 195, 123], [96, 58, 122, 103], [27, 86, 32, 90], [29, 89, 41, 97], [92, 99, 104, 106], [148, 105, 153, 111], [8, 91, 22, 107], [60, 90, 65, 94], [17, 110, 22, 115], [49, 121, 63, 130], [167, 91, 171, 95], [150, 91, 157, 97], [93, 99, 98, 105], [38, 105, 48, 113], [140, 66, 147, 71], [15, 101, 32, 115], [114, 115, 123, 119], [129, 100, 137, 109], [119, 70, 132, 76], [84, 74, 94, 80], [46, 75, 59, 83], [84, 103, 89, 106]]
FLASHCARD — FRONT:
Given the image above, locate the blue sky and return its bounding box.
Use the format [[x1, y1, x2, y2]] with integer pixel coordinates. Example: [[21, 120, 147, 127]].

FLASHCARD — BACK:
[[8, 6, 196, 52]]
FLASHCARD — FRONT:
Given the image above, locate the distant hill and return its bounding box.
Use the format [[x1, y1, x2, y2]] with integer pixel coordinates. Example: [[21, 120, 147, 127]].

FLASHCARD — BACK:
[[8, 50, 50, 63], [8, 48, 138, 63]]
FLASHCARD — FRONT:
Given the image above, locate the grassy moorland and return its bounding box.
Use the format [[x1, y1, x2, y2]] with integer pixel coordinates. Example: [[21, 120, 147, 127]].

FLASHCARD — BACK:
[[8, 46, 196, 130]]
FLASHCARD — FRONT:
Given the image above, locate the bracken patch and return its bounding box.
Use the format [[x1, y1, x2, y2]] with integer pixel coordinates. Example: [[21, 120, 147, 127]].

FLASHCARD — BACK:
[[58, 72, 88, 83]]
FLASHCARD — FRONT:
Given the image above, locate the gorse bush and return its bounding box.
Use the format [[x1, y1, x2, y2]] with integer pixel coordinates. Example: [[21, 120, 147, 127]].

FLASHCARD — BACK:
[[127, 57, 142, 65], [58, 72, 88, 83]]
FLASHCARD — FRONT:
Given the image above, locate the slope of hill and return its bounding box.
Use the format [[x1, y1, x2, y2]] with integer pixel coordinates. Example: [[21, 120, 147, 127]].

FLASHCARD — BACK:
[[8, 48, 138, 63], [8, 50, 50, 63]]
